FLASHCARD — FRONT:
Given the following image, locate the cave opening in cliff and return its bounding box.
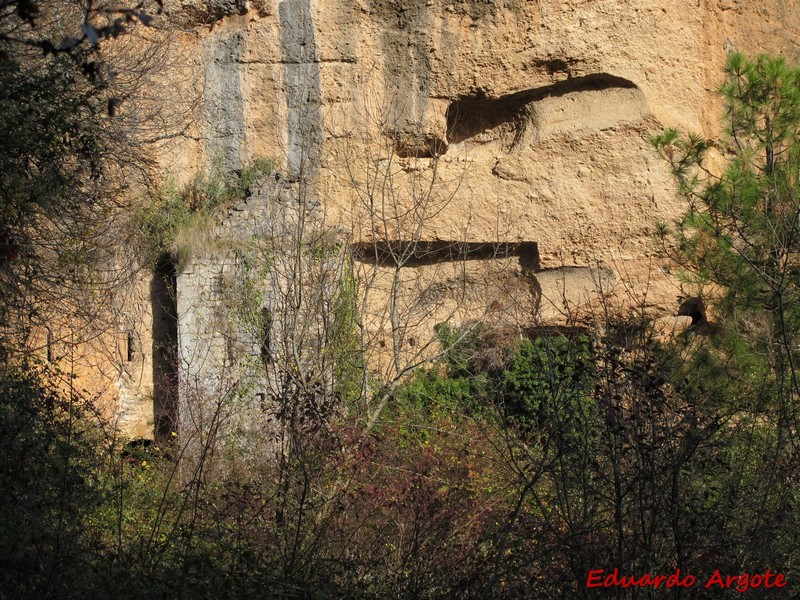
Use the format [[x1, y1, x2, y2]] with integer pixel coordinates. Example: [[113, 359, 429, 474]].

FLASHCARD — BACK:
[[151, 255, 178, 443], [446, 73, 639, 145], [678, 296, 707, 326], [352, 240, 539, 269], [391, 131, 448, 158], [446, 89, 530, 147]]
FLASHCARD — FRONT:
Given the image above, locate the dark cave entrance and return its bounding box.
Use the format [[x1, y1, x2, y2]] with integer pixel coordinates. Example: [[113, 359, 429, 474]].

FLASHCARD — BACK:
[[445, 73, 639, 146], [678, 297, 707, 326]]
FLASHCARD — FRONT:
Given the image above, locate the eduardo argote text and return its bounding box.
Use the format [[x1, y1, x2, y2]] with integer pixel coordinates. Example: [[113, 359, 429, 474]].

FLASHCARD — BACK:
[[586, 568, 787, 592]]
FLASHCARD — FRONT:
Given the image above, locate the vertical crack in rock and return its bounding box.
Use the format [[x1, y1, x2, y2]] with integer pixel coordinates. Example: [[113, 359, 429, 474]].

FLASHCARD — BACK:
[[204, 29, 247, 172], [279, 0, 322, 188]]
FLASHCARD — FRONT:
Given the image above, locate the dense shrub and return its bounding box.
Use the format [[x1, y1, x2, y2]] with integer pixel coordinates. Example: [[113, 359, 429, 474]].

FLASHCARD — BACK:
[[0, 364, 107, 598]]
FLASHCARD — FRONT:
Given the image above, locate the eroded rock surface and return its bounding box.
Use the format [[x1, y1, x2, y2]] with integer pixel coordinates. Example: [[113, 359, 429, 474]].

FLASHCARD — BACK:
[[152, 0, 800, 322], [106, 0, 800, 437]]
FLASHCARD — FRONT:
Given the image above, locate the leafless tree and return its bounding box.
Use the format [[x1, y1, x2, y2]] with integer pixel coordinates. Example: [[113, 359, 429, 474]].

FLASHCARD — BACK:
[[337, 90, 534, 430]]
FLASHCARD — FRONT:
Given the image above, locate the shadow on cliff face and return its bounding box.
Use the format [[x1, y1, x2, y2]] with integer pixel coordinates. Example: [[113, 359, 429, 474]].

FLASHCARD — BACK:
[[446, 73, 640, 147], [352, 240, 539, 269]]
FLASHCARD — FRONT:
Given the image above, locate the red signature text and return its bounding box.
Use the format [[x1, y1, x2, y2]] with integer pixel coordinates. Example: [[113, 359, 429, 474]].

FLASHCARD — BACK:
[[586, 569, 695, 589], [586, 568, 787, 592], [704, 569, 787, 592]]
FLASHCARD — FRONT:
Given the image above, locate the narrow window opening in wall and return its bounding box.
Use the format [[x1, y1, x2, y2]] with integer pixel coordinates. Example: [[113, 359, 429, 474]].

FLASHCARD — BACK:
[[260, 307, 273, 365], [152, 256, 179, 444], [118, 331, 133, 363]]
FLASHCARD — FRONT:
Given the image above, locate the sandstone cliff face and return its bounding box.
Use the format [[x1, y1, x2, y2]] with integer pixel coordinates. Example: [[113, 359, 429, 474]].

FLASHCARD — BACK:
[[153, 0, 800, 319], [102, 0, 799, 439]]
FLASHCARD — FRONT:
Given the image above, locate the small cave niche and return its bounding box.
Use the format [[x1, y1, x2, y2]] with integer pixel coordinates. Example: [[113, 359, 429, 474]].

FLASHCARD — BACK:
[[446, 73, 639, 146], [391, 132, 448, 158], [446, 89, 531, 147], [531, 57, 573, 75], [678, 297, 706, 326], [352, 240, 539, 270], [151, 256, 179, 443]]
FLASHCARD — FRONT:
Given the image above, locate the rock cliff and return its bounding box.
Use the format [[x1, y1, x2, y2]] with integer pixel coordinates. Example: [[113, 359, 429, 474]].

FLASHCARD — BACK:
[[112, 0, 800, 438], [153, 0, 800, 316]]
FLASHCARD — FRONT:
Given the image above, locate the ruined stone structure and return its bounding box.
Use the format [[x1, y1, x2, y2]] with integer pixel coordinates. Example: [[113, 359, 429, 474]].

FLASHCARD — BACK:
[[173, 173, 340, 457], [89, 0, 800, 438]]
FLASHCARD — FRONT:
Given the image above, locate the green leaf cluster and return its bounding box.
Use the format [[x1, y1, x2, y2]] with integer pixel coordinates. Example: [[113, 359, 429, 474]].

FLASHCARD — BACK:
[[652, 53, 800, 423], [652, 53, 800, 319], [0, 363, 108, 596], [0, 53, 113, 337], [501, 335, 595, 435]]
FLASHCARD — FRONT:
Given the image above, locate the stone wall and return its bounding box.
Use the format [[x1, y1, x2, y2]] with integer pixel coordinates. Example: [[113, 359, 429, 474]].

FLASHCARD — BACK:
[[174, 173, 341, 460]]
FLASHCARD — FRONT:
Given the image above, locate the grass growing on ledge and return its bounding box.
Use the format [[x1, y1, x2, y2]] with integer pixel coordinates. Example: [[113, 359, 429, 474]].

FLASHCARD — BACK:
[[134, 157, 276, 271]]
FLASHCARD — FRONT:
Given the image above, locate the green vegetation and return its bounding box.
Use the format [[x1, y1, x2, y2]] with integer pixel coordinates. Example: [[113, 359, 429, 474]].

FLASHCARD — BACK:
[[0, 362, 110, 597], [0, 52, 113, 350], [134, 157, 276, 270], [653, 51, 800, 443], [501, 335, 594, 432], [329, 260, 366, 406], [0, 0, 162, 353], [3, 25, 800, 599], [9, 321, 795, 598]]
